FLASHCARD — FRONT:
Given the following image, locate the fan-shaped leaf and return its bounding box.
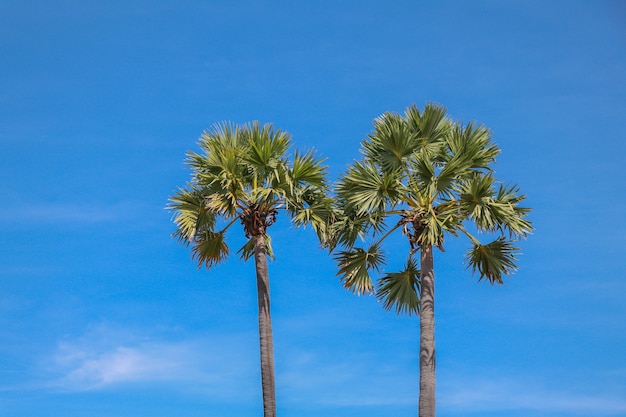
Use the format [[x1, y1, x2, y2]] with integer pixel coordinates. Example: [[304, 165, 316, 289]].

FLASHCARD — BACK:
[[192, 231, 229, 268], [237, 234, 275, 262], [376, 258, 421, 315], [334, 244, 386, 295], [466, 237, 518, 284]]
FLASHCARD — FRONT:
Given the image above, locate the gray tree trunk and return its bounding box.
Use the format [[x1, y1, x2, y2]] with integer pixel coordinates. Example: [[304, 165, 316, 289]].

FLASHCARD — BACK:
[[253, 234, 276, 417], [419, 244, 435, 417]]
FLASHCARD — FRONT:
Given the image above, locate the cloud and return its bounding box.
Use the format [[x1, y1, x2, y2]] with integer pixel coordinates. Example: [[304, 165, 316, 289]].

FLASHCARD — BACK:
[[47, 323, 258, 399], [55, 343, 192, 389], [439, 374, 626, 415]]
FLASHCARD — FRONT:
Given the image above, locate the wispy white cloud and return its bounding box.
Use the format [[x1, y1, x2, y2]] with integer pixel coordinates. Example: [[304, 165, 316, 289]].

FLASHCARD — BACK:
[[46, 323, 258, 399], [55, 343, 193, 389], [439, 374, 626, 415]]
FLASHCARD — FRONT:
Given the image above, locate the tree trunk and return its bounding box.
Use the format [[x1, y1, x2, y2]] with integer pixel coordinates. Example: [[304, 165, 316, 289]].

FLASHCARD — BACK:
[[419, 244, 435, 417], [253, 234, 276, 417]]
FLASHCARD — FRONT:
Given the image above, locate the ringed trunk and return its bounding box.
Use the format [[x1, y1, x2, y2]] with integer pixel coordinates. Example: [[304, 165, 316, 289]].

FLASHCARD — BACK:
[[419, 244, 436, 417], [253, 234, 276, 417]]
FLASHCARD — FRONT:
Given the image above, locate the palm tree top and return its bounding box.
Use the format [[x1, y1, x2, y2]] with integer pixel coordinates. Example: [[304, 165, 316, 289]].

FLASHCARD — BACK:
[[169, 121, 332, 268], [329, 103, 533, 313]]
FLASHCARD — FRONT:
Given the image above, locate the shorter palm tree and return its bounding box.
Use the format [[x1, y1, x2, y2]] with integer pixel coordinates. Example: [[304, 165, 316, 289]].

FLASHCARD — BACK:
[[328, 103, 532, 417], [168, 121, 331, 417]]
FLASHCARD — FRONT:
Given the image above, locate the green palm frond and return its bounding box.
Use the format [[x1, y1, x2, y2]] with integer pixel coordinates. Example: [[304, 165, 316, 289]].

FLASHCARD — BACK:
[[459, 173, 498, 231], [241, 122, 291, 186], [363, 112, 416, 173], [237, 234, 275, 262], [336, 161, 401, 216], [326, 203, 388, 250], [408, 156, 437, 198], [445, 121, 500, 171], [459, 175, 532, 237], [432, 201, 463, 237], [290, 149, 328, 188], [327, 213, 367, 250], [422, 210, 446, 247], [290, 193, 334, 234], [376, 257, 421, 315], [191, 231, 230, 268], [203, 185, 242, 217], [198, 121, 241, 151], [250, 187, 285, 209], [466, 237, 519, 284], [193, 125, 246, 181], [435, 154, 473, 195], [334, 244, 386, 295], [494, 183, 533, 237], [405, 103, 450, 146], [168, 187, 216, 243]]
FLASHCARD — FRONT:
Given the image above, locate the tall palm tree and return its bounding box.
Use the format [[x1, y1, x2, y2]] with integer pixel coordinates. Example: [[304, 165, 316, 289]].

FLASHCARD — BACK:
[[328, 103, 532, 417], [168, 121, 330, 417]]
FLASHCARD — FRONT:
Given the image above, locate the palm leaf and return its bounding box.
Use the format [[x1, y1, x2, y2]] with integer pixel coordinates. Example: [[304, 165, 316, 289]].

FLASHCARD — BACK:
[[326, 204, 387, 250], [376, 258, 420, 315], [237, 234, 275, 262], [459, 176, 532, 238], [466, 237, 518, 284], [363, 111, 416, 173], [336, 161, 401, 216], [494, 183, 533, 237], [290, 192, 334, 236], [446, 121, 499, 171], [290, 149, 327, 187], [168, 187, 216, 243], [334, 244, 386, 295], [192, 231, 229, 268], [405, 103, 450, 147]]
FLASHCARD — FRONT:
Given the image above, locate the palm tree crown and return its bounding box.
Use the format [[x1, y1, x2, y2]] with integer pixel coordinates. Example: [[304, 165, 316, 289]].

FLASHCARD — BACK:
[[169, 121, 331, 264], [331, 103, 532, 310]]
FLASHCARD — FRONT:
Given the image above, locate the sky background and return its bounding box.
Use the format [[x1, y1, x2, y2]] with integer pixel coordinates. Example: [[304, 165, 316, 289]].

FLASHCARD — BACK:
[[1, 1, 625, 416]]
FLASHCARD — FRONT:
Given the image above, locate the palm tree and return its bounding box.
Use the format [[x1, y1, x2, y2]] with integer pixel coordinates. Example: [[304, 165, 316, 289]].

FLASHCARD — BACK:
[[168, 121, 330, 417], [328, 103, 532, 417]]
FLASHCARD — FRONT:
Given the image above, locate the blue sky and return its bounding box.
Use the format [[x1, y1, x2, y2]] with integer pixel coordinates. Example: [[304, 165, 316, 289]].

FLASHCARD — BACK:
[[1, 1, 625, 416]]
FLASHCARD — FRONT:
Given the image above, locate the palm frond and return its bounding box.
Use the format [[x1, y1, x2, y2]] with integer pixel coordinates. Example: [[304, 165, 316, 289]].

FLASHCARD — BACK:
[[376, 257, 420, 315], [446, 121, 499, 171], [237, 233, 275, 262], [466, 236, 519, 284], [334, 244, 386, 295], [407, 156, 437, 198], [326, 203, 389, 250], [363, 111, 416, 173], [404, 103, 450, 148], [459, 175, 533, 237], [191, 231, 230, 268], [458, 173, 498, 230], [494, 183, 533, 237], [168, 187, 217, 243], [336, 161, 401, 216], [290, 149, 328, 188], [290, 192, 335, 236], [241, 122, 291, 184]]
